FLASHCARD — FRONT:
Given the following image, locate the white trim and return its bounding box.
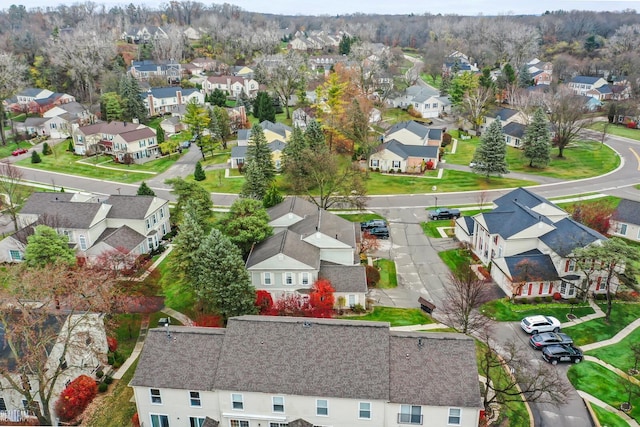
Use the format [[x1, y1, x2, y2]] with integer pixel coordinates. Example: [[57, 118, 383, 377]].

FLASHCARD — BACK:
[[221, 413, 286, 421]]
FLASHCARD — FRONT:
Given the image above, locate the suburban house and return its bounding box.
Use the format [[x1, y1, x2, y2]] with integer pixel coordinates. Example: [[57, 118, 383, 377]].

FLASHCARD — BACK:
[[480, 107, 529, 134], [442, 51, 479, 76], [383, 121, 443, 146], [502, 122, 527, 148], [610, 199, 640, 242], [0, 192, 170, 264], [72, 121, 159, 164], [526, 58, 553, 85], [203, 75, 260, 98], [231, 140, 286, 170], [142, 87, 205, 116], [454, 187, 611, 299], [121, 26, 168, 43], [292, 107, 315, 129], [0, 313, 108, 425], [246, 197, 368, 308], [370, 140, 439, 173], [131, 316, 483, 427], [236, 121, 291, 147], [6, 88, 76, 115], [287, 30, 342, 51], [12, 101, 95, 139], [130, 60, 182, 84], [567, 76, 612, 101], [391, 85, 452, 118]]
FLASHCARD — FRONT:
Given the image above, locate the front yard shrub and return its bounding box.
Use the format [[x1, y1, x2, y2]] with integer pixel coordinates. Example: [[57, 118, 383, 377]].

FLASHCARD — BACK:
[[396, 168, 402, 174], [31, 150, 41, 163], [351, 303, 366, 313], [366, 265, 381, 286], [98, 382, 109, 393], [107, 337, 118, 353], [42, 142, 52, 155], [54, 374, 98, 421]]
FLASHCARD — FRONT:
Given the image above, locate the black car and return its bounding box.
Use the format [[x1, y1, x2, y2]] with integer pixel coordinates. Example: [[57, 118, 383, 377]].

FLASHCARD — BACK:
[[542, 344, 583, 365], [360, 219, 387, 230], [367, 227, 389, 239], [529, 332, 573, 350]]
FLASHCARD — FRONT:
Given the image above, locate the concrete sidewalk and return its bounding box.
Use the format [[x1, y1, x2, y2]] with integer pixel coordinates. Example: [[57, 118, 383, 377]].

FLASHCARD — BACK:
[[581, 316, 640, 351], [560, 299, 606, 329], [577, 390, 640, 427], [112, 315, 149, 380]]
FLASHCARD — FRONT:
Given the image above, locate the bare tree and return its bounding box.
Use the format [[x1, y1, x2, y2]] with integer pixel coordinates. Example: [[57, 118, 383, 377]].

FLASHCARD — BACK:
[[152, 24, 186, 62], [477, 324, 572, 417], [544, 86, 591, 158], [256, 51, 307, 120], [0, 264, 123, 425], [441, 263, 490, 334], [0, 52, 27, 146], [458, 86, 494, 132], [0, 162, 26, 231]]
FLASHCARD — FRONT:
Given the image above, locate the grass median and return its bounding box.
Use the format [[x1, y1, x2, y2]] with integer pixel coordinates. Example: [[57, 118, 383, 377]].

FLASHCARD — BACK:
[[341, 306, 434, 327], [563, 302, 640, 346]]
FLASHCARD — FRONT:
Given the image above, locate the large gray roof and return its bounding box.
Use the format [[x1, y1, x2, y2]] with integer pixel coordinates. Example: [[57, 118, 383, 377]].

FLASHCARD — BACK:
[[267, 197, 319, 222], [378, 139, 439, 159], [288, 209, 357, 249], [503, 252, 559, 281], [96, 226, 146, 252], [131, 317, 482, 408], [387, 120, 430, 139], [614, 199, 640, 225], [246, 229, 320, 269], [539, 217, 605, 257], [105, 195, 157, 219], [20, 193, 103, 229], [318, 262, 367, 292]]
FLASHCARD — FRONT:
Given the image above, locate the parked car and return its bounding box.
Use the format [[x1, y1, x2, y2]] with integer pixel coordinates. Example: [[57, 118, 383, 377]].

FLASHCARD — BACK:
[[181, 140, 191, 148], [529, 332, 573, 350], [367, 227, 389, 239], [542, 344, 583, 365], [360, 219, 387, 230], [520, 315, 561, 334], [12, 148, 28, 156], [427, 208, 461, 220]]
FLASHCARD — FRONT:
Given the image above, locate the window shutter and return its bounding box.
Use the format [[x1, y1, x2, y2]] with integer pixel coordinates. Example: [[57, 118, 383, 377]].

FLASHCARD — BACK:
[[565, 260, 570, 272]]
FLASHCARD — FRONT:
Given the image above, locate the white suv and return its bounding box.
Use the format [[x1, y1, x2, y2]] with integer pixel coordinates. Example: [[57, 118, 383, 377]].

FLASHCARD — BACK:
[[520, 315, 561, 335]]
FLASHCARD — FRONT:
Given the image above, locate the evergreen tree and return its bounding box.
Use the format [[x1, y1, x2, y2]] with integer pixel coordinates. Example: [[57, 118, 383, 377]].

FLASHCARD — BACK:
[[470, 118, 509, 179], [23, 225, 76, 268], [522, 108, 552, 168], [218, 198, 273, 257], [137, 181, 156, 196], [209, 88, 227, 107], [154, 125, 165, 144], [253, 91, 275, 123], [31, 150, 41, 164], [503, 63, 516, 85], [194, 161, 206, 181], [68, 139, 75, 152], [207, 108, 221, 146], [304, 120, 327, 152], [479, 67, 494, 89], [263, 183, 283, 209], [192, 228, 257, 321], [236, 91, 252, 114], [101, 92, 123, 121], [119, 75, 147, 123], [166, 177, 213, 227], [169, 201, 205, 282], [283, 125, 308, 173], [42, 142, 52, 155], [241, 124, 275, 199], [518, 64, 533, 88]]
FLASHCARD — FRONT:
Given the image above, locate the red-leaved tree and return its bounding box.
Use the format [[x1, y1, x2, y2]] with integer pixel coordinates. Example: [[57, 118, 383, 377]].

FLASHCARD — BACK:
[[274, 294, 309, 316], [309, 279, 335, 317], [194, 313, 224, 327], [359, 232, 381, 256], [570, 201, 614, 235], [255, 290, 274, 314], [54, 375, 98, 422], [107, 337, 118, 353], [92, 247, 138, 277]]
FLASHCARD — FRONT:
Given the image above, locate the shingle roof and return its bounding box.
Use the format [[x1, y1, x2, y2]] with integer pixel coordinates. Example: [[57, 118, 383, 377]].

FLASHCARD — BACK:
[[493, 187, 556, 211], [96, 226, 146, 252], [231, 140, 286, 158], [571, 76, 602, 84], [318, 262, 367, 292], [387, 121, 430, 139], [245, 229, 320, 269], [539, 217, 605, 257], [389, 332, 481, 407], [130, 327, 224, 389], [77, 121, 146, 136], [20, 193, 102, 229], [503, 122, 526, 138], [132, 317, 482, 408], [119, 127, 156, 142], [288, 208, 357, 249], [503, 252, 559, 281], [105, 195, 156, 219], [492, 107, 518, 121], [267, 197, 320, 224], [614, 199, 640, 225], [377, 139, 439, 159]]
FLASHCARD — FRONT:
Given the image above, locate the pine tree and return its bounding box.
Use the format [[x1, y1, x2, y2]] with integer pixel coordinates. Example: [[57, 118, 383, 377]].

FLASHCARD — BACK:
[[253, 91, 275, 123], [518, 64, 533, 88], [218, 198, 273, 257], [31, 150, 41, 164], [154, 125, 165, 144], [470, 118, 509, 179], [194, 161, 206, 181], [137, 182, 156, 196], [68, 139, 75, 152], [304, 120, 327, 152], [119, 75, 147, 123], [282, 125, 307, 173], [241, 124, 275, 199], [210, 88, 227, 107], [169, 201, 205, 282], [522, 108, 552, 168], [42, 142, 52, 155], [263, 183, 283, 209], [192, 228, 257, 321]]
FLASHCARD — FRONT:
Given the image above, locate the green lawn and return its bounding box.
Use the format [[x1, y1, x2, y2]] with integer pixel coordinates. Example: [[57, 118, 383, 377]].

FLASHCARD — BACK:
[[111, 313, 142, 358], [568, 361, 640, 422], [557, 196, 621, 212], [341, 306, 435, 327], [338, 213, 385, 223], [590, 122, 640, 141], [591, 404, 630, 427], [438, 248, 474, 272], [421, 219, 456, 238], [480, 299, 594, 322], [446, 130, 619, 180], [84, 359, 138, 427], [563, 303, 640, 346], [374, 259, 398, 288], [16, 140, 180, 184], [157, 251, 198, 319], [587, 327, 640, 372], [421, 74, 442, 89]]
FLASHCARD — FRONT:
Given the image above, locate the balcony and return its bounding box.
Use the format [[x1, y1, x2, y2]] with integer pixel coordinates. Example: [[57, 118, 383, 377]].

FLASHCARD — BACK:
[[397, 413, 423, 425]]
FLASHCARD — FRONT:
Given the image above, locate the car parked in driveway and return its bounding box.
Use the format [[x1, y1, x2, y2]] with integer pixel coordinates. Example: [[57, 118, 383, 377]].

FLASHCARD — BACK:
[[530, 332, 573, 350], [520, 315, 561, 334], [367, 227, 389, 239], [542, 344, 583, 365], [12, 148, 28, 156], [360, 219, 387, 230]]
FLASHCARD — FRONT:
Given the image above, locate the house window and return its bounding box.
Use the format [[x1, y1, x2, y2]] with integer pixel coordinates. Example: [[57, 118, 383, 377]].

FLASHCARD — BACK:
[[230, 421, 249, 427], [448, 408, 461, 425], [272, 396, 284, 413], [359, 402, 371, 419], [316, 399, 328, 416], [232, 393, 243, 410], [264, 272, 272, 285], [560, 282, 567, 294], [189, 391, 201, 407], [9, 250, 22, 261], [619, 224, 628, 235], [392, 160, 401, 168], [190, 417, 205, 427], [521, 283, 529, 296], [371, 159, 379, 167], [399, 405, 422, 424], [285, 272, 293, 285], [160, 208, 165, 218], [301, 272, 309, 285], [348, 294, 356, 307], [78, 235, 87, 251], [150, 388, 162, 404], [150, 414, 169, 427], [269, 424, 288, 427], [146, 219, 151, 229], [0, 398, 6, 411], [153, 214, 158, 224]]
